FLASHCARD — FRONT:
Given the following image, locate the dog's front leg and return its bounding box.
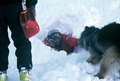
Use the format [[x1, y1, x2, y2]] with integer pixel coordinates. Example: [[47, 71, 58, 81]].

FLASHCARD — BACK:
[[94, 55, 108, 79], [87, 47, 102, 65]]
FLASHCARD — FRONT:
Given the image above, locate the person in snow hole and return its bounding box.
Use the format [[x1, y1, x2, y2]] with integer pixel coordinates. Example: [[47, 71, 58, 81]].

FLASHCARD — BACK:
[[44, 29, 79, 54]]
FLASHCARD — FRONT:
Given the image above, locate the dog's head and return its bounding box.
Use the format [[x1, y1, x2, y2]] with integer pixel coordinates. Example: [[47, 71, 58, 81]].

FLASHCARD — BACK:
[[78, 26, 98, 50]]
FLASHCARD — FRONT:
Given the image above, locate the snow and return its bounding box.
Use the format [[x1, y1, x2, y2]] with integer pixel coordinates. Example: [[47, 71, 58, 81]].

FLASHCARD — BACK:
[[7, 0, 120, 81]]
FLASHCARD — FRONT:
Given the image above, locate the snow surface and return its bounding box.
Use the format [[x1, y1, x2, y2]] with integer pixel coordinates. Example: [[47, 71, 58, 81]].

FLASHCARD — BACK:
[[8, 0, 120, 81]]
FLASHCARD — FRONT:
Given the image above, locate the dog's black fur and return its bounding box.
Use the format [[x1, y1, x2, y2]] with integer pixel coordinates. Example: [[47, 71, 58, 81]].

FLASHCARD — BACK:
[[78, 22, 120, 79]]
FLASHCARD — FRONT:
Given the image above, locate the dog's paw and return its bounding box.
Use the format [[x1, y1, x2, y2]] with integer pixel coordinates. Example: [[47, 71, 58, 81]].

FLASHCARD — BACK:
[[94, 74, 104, 79]]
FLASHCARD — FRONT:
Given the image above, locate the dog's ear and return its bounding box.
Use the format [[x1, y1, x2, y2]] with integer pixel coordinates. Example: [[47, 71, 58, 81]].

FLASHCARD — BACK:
[[85, 26, 90, 30]]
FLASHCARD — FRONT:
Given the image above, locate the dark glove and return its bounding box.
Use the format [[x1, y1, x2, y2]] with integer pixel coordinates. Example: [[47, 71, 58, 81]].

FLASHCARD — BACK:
[[28, 6, 36, 18]]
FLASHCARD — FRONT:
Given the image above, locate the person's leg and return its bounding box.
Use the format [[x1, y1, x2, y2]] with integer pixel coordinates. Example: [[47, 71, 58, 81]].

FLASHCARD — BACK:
[[5, 3, 33, 71], [0, 5, 10, 72]]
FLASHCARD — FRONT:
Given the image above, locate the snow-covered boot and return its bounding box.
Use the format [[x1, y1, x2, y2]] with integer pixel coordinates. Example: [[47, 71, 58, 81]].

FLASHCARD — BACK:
[[0, 71, 7, 81], [19, 67, 31, 81]]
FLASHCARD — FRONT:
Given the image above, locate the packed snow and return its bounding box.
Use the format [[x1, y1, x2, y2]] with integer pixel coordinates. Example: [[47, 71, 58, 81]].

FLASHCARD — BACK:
[[7, 0, 120, 81]]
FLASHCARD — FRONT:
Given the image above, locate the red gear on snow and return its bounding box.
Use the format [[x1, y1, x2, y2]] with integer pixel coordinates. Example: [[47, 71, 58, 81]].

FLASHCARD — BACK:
[[44, 34, 78, 54]]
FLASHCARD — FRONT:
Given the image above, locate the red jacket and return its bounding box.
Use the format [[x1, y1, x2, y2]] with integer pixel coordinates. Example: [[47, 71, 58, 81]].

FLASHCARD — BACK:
[[44, 34, 78, 54]]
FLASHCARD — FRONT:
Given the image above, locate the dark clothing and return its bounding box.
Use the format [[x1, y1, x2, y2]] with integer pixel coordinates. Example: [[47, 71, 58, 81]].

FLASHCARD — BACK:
[[26, 0, 37, 8], [0, 0, 22, 4], [0, 0, 37, 8], [0, 0, 37, 71], [44, 34, 78, 54]]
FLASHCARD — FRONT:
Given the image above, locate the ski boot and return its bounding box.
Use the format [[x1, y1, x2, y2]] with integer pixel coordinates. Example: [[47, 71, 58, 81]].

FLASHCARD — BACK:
[[0, 71, 7, 81], [19, 67, 31, 81]]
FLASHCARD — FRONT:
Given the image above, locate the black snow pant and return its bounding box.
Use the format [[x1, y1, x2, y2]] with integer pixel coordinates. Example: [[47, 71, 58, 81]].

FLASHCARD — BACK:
[[0, 3, 33, 71]]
